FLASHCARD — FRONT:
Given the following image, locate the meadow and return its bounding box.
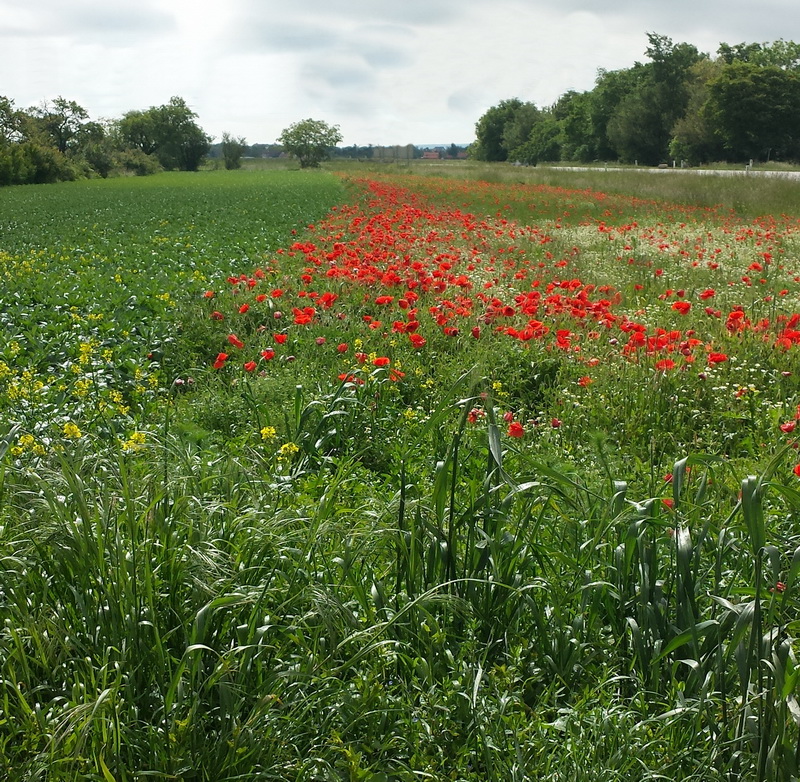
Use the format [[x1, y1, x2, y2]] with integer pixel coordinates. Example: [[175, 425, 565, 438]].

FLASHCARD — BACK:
[[2, 165, 800, 780]]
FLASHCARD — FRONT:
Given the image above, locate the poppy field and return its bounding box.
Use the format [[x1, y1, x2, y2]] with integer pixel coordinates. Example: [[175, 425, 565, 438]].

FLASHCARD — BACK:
[[3, 167, 800, 780]]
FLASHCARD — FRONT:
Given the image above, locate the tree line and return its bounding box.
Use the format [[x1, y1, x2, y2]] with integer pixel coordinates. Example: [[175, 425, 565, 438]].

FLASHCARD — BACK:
[[0, 92, 470, 186], [472, 34, 800, 167], [0, 95, 219, 186]]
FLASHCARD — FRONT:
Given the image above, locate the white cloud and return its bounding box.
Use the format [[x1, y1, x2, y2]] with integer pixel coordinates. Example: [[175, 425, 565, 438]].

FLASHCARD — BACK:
[[0, 0, 797, 145], [0, 0, 176, 42]]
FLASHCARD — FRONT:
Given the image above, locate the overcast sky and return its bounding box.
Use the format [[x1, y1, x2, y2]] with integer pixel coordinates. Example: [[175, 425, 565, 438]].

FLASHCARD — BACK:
[[1, 0, 796, 146]]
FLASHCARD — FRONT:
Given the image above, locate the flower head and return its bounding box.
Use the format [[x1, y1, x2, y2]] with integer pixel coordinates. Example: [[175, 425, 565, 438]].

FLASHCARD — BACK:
[[62, 422, 82, 440], [507, 421, 525, 438]]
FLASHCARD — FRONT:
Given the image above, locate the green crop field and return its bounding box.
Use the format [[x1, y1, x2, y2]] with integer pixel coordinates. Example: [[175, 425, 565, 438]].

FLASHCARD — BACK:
[[3, 166, 800, 780]]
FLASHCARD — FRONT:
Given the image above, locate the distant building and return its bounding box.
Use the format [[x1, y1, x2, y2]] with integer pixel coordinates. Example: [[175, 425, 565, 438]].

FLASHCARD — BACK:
[[372, 144, 416, 162]]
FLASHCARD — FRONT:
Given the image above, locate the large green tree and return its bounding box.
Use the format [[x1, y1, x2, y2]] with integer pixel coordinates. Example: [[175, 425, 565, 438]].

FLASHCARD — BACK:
[[668, 59, 726, 165], [718, 39, 800, 70], [27, 97, 89, 154], [221, 132, 247, 170], [706, 61, 800, 161], [0, 95, 76, 185], [512, 114, 561, 165], [278, 119, 342, 168], [586, 66, 646, 161], [0, 96, 24, 145], [117, 97, 210, 171], [472, 99, 531, 162], [501, 101, 541, 160], [607, 34, 704, 164], [551, 91, 592, 162]]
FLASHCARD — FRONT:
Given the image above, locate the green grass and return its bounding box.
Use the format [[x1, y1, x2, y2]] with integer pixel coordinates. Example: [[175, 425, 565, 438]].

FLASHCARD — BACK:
[[337, 157, 800, 221], [2, 167, 800, 780]]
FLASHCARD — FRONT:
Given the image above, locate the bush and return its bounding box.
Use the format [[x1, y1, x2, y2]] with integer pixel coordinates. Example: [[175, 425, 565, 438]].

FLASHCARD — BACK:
[[0, 141, 76, 185], [117, 148, 162, 176]]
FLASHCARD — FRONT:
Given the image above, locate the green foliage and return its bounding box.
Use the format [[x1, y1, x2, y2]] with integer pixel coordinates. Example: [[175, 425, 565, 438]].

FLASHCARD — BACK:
[[478, 34, 800, 167], [117, 96, 211, 171], [4, 169, 800, 779], [278, 118, 343, 168], [553, 90, 595, 162], [501, 101, 541, 157], [512, 115, 562, 165], [472, 98, 530, 162], [0, 95, 23, 144], [116, 147, 162, 176], [221, 131, 247, 170], [0, 140, 76, 185], [607, 34, 705, 164], [27, 96, 89, 154], [0, 93, 214, 184], [706, 61, 800, 161], [669, 59, 727, 165], [718, 38, 800, 70]]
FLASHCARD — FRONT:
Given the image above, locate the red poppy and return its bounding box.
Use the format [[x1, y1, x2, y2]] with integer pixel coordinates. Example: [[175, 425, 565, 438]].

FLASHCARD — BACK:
[[239, 303, 250, 314], [210, 311, 224, 320], [203, 290, 215, 298], [243, 361, 257, 372], [781, 421, 796, 433], [213, 352, 228, 369], [467, 408, 482, 424], [373, 356, 391, 367], [707, 352, 728, 365], [338, 373, 364, 385], [551, 418, 562, 429], [507, 421, 525, 438], [655, 358, 676, 371], [409, 333, 426, 348], [793, 463, 800, 478], [274, 334, 288, 344], [261, 349, 275, 360], [671, 301, 691, 315], [228, 334, 245, 349], [578, 376, 593, 387], [337, 343, 348, 353]]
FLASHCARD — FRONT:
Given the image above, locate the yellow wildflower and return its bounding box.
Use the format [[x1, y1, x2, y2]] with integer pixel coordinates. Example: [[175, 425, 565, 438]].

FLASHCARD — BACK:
[[277, 442, 300, 460], [121, 431, 146, 453], [62, 422, 82, 439]]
